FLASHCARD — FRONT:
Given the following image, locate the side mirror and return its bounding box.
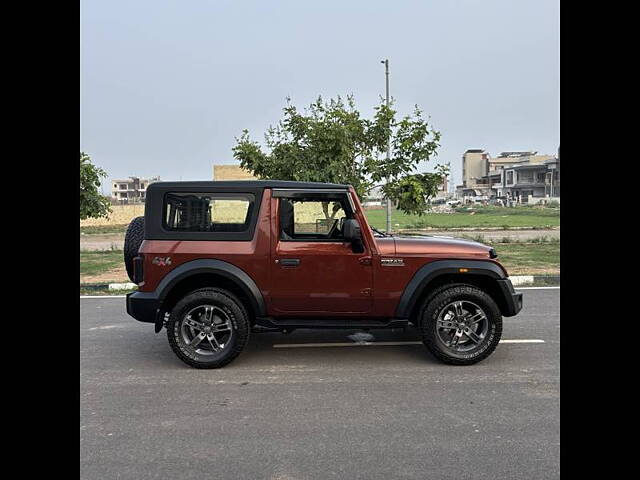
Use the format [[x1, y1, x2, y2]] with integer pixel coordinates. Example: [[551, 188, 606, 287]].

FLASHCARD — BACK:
[[343, 218, 364, 253], [342, 218, 361, 241]]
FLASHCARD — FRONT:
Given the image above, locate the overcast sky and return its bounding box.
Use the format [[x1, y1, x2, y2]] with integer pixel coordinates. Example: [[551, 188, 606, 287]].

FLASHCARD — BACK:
[[80, 0, 559, 193]]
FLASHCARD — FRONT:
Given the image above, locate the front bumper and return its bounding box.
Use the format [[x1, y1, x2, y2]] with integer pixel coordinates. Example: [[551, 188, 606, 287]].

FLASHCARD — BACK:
[[496, 278, 523, 317], [126, 291, 161, 324]]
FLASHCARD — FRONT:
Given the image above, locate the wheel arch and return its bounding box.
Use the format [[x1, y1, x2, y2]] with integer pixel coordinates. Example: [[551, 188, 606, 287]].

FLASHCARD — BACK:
[[157, 259, 266, 322], [395, 260, 510, 321]]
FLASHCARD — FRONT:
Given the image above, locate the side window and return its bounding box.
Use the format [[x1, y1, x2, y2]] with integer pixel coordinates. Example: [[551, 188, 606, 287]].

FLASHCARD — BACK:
[[164, 192, 254, 232], [279, 197, 349, 241]]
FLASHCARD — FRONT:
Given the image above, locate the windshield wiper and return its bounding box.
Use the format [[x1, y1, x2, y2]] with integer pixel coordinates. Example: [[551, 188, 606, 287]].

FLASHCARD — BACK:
[[371, 226, 391, 237]]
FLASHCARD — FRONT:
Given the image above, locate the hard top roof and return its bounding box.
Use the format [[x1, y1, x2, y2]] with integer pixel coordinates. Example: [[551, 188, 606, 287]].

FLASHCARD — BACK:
[[147, 180, 350, 190]]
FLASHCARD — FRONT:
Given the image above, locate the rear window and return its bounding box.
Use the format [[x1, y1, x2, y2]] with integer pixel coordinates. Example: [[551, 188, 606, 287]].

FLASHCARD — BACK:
[[163, 192, 254, 232]]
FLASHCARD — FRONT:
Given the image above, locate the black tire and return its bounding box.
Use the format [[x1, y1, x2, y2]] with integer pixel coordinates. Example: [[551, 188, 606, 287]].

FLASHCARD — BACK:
[[419, 285, 502, 365], [124, 216, 145, 282], [166, 288, 250, 369]]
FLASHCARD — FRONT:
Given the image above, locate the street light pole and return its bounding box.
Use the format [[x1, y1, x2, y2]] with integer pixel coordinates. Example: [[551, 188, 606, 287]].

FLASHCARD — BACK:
[[381, 58, 391, 233]]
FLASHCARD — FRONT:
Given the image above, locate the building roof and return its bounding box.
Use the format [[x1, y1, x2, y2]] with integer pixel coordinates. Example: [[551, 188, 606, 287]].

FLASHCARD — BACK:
[[497, 151, 537, 158], [508, 163, 548, 170]]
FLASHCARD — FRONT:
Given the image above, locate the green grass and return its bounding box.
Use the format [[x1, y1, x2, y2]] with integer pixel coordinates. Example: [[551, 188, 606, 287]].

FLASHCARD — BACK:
[[80, 225, 128, 235], [493, 241, 560, 275], [365, 205, 560, 230], [80, 250, 123, 277], [81, 205, 559, 233]]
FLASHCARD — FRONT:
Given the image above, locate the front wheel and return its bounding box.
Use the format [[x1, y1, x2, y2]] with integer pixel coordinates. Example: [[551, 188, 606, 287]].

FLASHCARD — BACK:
[[419, 285, 502, 365], [166, 288, 250, 368]]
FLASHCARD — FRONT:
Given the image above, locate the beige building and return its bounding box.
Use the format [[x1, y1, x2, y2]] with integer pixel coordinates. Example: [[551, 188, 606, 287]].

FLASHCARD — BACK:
[[488, 152, 555, 171], [461, 149, 490, 188], [212, 164, 257, 181], [457, 150, 559, 204]]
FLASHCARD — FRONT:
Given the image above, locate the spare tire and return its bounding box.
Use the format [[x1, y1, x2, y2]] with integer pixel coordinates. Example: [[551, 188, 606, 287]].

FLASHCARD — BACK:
[[124, 216, 145, 282]]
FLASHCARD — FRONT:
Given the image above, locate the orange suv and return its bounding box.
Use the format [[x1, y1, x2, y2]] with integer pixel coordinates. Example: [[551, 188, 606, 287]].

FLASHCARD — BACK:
[[125, 181, 522, 368]]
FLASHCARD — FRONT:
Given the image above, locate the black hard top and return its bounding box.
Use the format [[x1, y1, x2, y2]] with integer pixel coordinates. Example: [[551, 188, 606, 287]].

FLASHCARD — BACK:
[[147, 180, 350, 190]]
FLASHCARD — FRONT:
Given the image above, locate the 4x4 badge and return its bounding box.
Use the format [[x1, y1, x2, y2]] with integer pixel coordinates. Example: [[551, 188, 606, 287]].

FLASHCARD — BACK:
[[381, 258, 404, 266], [152, 256, 172, 267]]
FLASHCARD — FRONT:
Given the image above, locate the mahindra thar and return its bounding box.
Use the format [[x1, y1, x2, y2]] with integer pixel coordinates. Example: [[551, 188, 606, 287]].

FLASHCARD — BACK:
[[125, 181, 522, 368]]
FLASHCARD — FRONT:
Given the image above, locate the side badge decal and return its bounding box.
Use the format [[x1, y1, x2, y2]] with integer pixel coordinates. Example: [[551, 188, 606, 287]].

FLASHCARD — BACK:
[[152, 256, 172, 267], [381, 258, 404, 267]]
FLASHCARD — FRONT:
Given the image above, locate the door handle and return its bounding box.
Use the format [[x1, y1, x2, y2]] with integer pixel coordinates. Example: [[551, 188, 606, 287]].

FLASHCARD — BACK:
[[279, 258, 300, 267]]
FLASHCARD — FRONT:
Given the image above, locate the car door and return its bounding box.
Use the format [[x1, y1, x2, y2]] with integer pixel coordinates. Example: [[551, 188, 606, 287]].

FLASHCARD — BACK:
[[269, 189, 373, 316]]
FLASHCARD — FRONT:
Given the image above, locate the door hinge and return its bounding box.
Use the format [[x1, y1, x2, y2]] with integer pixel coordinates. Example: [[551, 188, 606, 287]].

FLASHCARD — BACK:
[[359, 256, 372, 266], [361, 288, 373, 296]]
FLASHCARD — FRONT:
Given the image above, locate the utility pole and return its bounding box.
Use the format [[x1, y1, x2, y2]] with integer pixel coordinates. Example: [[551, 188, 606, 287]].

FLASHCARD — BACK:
[[381, 58, 391, 233]]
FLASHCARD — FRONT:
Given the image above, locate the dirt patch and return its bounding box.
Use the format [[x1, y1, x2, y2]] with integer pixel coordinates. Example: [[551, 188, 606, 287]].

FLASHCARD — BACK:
[[504, 266, 560, 276], [80, 233, 125, 251], [81, 263, 129, 284]]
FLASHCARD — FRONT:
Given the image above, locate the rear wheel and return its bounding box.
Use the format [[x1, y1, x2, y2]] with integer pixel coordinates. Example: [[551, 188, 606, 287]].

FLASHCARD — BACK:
[[166, 288, 250, 369], [419, 285, 502, 365]]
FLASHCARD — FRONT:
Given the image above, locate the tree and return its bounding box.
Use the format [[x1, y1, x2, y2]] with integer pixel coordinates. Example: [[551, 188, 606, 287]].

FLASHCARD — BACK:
[[80, 152, 111, 220], [232, 95, 447, 217]]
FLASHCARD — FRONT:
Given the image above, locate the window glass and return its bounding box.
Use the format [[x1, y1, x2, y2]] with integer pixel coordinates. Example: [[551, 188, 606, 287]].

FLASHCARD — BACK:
[[280, 198, 348, 240], [164, 192, 253, 232]]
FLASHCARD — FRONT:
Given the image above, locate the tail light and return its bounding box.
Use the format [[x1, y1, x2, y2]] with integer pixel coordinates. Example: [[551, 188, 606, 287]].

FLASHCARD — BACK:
[[133, 254, 144, 284]]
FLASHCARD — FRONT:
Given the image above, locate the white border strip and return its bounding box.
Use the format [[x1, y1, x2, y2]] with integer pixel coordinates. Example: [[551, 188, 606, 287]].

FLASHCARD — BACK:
[[80, 295, 127, 299], [516, 286, 560, 290], [273, 339, 544, 348]]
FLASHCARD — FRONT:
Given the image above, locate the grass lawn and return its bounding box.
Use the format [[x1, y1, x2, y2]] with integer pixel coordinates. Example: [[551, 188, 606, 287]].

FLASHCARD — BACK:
[[81, 225, 128, 235], [494, 241, 560, 275], [80, 250, 124, 278], [365, 206, 560, 230]]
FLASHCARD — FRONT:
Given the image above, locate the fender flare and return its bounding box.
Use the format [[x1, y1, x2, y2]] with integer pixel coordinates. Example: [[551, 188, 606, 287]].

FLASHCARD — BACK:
[[394, 260, 506, 319], [156, 258, 266, 317]]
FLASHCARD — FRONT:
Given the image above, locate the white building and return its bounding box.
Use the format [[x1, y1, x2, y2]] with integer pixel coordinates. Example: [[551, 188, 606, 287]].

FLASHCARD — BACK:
[[111, 176, 160, 203]]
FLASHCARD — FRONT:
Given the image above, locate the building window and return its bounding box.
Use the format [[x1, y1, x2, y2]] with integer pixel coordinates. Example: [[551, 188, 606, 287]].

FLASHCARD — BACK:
[[506, 171, 514, 185], [163, 193, 254, 232]]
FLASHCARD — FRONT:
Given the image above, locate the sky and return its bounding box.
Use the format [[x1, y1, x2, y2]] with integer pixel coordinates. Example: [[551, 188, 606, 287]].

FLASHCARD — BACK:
[[80, 0, 559, 194]]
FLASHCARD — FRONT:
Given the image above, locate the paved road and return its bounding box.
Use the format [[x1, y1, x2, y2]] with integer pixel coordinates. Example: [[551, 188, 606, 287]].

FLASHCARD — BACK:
[[80, 229, 559, 251], [80, 289, 559, 480]]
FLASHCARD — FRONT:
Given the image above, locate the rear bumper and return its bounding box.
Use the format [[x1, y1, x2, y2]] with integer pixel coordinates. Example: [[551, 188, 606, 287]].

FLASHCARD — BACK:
[[126, 291, 160, 324], [497, 278, 523, 317]]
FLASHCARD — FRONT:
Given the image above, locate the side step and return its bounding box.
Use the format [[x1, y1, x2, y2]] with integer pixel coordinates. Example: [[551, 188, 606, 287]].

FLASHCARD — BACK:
[[253, 317, 410, 332]]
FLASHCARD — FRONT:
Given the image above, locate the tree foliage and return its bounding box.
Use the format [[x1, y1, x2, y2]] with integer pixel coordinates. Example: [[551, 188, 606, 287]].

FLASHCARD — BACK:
[[80, 152, 111, 220], [232, 95, 447, 216]]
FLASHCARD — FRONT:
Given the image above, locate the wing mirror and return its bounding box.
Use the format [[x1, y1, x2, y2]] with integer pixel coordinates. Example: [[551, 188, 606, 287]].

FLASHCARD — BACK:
[[343, 219, 364, 253], [343, 218, 361, 241]]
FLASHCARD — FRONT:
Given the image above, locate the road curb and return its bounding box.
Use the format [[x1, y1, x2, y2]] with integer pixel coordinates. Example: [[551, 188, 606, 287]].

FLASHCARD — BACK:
[[510, 275, 559, 286], [80, 282, 136, 291]]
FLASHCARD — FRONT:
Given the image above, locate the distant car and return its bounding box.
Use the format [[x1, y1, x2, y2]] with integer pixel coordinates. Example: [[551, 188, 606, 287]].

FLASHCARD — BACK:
[[125, 180, 522, 368], [446, 199, 461, 207]]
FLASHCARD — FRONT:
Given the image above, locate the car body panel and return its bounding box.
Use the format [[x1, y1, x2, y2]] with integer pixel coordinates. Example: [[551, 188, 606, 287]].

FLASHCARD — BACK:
[[128, 182, 522, 324]]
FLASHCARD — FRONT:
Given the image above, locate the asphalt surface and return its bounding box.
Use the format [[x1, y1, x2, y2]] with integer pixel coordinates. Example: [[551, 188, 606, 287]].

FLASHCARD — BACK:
[[80, 289, 559, 480]]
